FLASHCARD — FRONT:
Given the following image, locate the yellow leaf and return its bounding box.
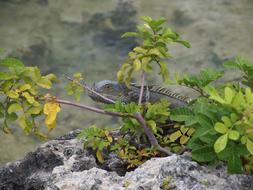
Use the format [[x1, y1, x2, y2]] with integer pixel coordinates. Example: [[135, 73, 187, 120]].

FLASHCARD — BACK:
[[133, 59, 142, 71], [117, 70, 124, 82], [37, 77, 52, 89], [19, 84, 31, 92], [96, 150, 104, 163], [107, 136, 113, 143], [43, 102, 61, 131], [180, 135, 190, 145], [46, 120, 56, 131], [22, 92, 35, 104], [169, 130, 182, 142], [6, 90, 19, 99]]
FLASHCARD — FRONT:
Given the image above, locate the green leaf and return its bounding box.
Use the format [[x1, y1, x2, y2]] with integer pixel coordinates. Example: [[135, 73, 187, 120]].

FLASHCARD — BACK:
[[170, 107, 193, 122], [175, 39, 191, 48], [192, 146, 217, 162], [122, 32, 140, 38], [227, 154, 243, 173], [8, 103, 23, 114], [223, 60, 240, 69], [232, 91, 245, 109], [0, 58, 24, 68], [0, 72, 17, 80], [246, 138, 253, 155], [214, 133, 228, 153], [19, 84, 31, 92], [44, 73, 57, 81], [224, 87, 234, 103], [148, 48, 164, 57], [205, 86, 225, 104], [140, 16, 153, 23], [147, 120, 157, 134], [214, 122, 228, 134], [221, 116, 232, 127], [6, 112, 18, 122], [27, 105, 42, 115], [37, 77, 52, 89], [228, 130, 240, 140], [158, 61, 170, 84]]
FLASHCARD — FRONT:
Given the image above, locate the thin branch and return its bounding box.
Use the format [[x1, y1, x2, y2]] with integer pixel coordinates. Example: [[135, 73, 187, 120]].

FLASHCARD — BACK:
[[138, 70, 145, 105], [57, 99, 131, 118], [64, 75, 115, 104], [134, 112, 172, 155], [63, 75, 171, 155]]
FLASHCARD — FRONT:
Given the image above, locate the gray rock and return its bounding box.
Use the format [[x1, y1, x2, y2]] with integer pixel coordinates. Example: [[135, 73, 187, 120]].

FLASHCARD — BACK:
[[1, 130, 253, 190], [45, 154, 253, 190], [0, 130, 97, 190]]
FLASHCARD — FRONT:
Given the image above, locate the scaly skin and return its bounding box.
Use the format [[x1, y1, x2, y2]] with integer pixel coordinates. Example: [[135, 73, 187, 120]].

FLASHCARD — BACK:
[[88, 80, 191, 108]]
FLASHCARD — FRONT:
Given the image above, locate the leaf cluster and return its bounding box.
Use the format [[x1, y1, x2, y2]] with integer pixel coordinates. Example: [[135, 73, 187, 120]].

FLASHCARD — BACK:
[[64, 73, 84, 101], [170, 59, 253, 173], [0, 57, 57, 138], [118, 16, 190, 85]]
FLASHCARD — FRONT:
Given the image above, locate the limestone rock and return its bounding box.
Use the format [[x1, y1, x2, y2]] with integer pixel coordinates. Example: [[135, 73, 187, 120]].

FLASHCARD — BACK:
[[1, 130, 253, 190]]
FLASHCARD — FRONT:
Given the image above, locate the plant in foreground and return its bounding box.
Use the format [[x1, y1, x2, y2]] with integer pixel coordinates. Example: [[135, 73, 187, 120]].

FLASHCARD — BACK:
[[1, 17, 253, 174]]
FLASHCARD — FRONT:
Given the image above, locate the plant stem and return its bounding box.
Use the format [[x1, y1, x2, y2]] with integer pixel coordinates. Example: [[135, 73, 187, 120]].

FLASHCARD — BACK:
[[64, 75, 115, 104], [57, 99, 131, 118], [138, 70, 145, 105], [134, 112, 172, 155]]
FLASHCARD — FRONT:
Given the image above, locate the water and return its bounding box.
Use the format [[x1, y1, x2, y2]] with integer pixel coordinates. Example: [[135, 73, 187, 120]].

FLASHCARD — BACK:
[[0, 0, 253, 164]]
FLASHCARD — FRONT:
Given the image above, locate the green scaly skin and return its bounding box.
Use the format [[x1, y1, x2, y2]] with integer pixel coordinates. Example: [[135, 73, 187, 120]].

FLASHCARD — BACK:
[[88, 80, 191, 108]]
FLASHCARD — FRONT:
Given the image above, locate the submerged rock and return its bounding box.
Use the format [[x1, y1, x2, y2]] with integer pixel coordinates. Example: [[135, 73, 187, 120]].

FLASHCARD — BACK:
[[0, 130, 253, 190]]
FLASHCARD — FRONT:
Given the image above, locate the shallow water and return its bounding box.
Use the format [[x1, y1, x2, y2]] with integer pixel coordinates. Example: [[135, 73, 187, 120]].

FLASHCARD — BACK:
[[0, 0, 253, 164]]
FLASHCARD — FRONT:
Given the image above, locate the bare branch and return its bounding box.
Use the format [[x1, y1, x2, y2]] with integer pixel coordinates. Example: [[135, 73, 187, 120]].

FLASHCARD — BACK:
[[57, 99, 131, 118], [64, 75, 116, 104], [138, 70, 145, 105], [134, 112, 172, 155]]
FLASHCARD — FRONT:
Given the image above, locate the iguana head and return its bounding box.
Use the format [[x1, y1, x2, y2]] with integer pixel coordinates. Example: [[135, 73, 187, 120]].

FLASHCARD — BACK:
[[88, 80, 129, 103]]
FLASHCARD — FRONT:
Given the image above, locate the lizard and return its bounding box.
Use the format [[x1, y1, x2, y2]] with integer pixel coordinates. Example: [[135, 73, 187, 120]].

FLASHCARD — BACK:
[[87, 80, 194, 154], [88, 80, 192, 108]]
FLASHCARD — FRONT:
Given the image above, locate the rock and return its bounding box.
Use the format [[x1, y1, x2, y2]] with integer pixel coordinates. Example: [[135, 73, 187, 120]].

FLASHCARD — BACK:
[[45, 154, 253, 190], [0, 130, 98, 190], [1, 130, 253, 190]]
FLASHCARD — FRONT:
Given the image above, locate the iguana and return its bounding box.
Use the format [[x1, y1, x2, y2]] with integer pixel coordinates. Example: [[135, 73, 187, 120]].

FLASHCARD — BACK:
[[88, 80, 191, 108]]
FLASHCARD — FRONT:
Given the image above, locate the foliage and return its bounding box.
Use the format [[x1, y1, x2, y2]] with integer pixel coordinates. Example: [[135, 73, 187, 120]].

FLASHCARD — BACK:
[[78, 126, 113, 163], [64, 73, 84, 101], [118, 16, 190, 85], [176, 68, 224, 96], [224, 55, 253, 88], [1, 16, 253, 175], [170, 58, 253, 173], [0, 57, 57, 138]]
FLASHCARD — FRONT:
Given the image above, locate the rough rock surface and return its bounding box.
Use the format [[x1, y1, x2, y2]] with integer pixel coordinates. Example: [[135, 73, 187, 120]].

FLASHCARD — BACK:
[[1, 130, 253, 190], [0, 130, 97, 190], [45, 155, 253, 190]]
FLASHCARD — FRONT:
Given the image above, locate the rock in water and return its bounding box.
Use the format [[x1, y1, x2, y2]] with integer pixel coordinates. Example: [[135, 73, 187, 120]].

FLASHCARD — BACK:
[[0, 130, 253, 190]]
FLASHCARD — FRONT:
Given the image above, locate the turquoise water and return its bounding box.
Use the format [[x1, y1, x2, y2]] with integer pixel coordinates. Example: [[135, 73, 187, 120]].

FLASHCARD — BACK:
[[0, 0, 253, 164]]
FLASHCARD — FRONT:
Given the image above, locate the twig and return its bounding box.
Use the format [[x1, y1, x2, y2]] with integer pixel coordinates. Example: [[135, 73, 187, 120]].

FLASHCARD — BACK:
[[57, 99, 131, 118], [64, 75, 115, 104], [63, 75, 171, 155], [134, 112, 172, 155], [138, 70, 145, 105]]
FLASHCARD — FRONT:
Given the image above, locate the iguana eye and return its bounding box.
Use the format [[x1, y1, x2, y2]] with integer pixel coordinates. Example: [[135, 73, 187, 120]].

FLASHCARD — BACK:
[[104, 85, 111, 89]]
